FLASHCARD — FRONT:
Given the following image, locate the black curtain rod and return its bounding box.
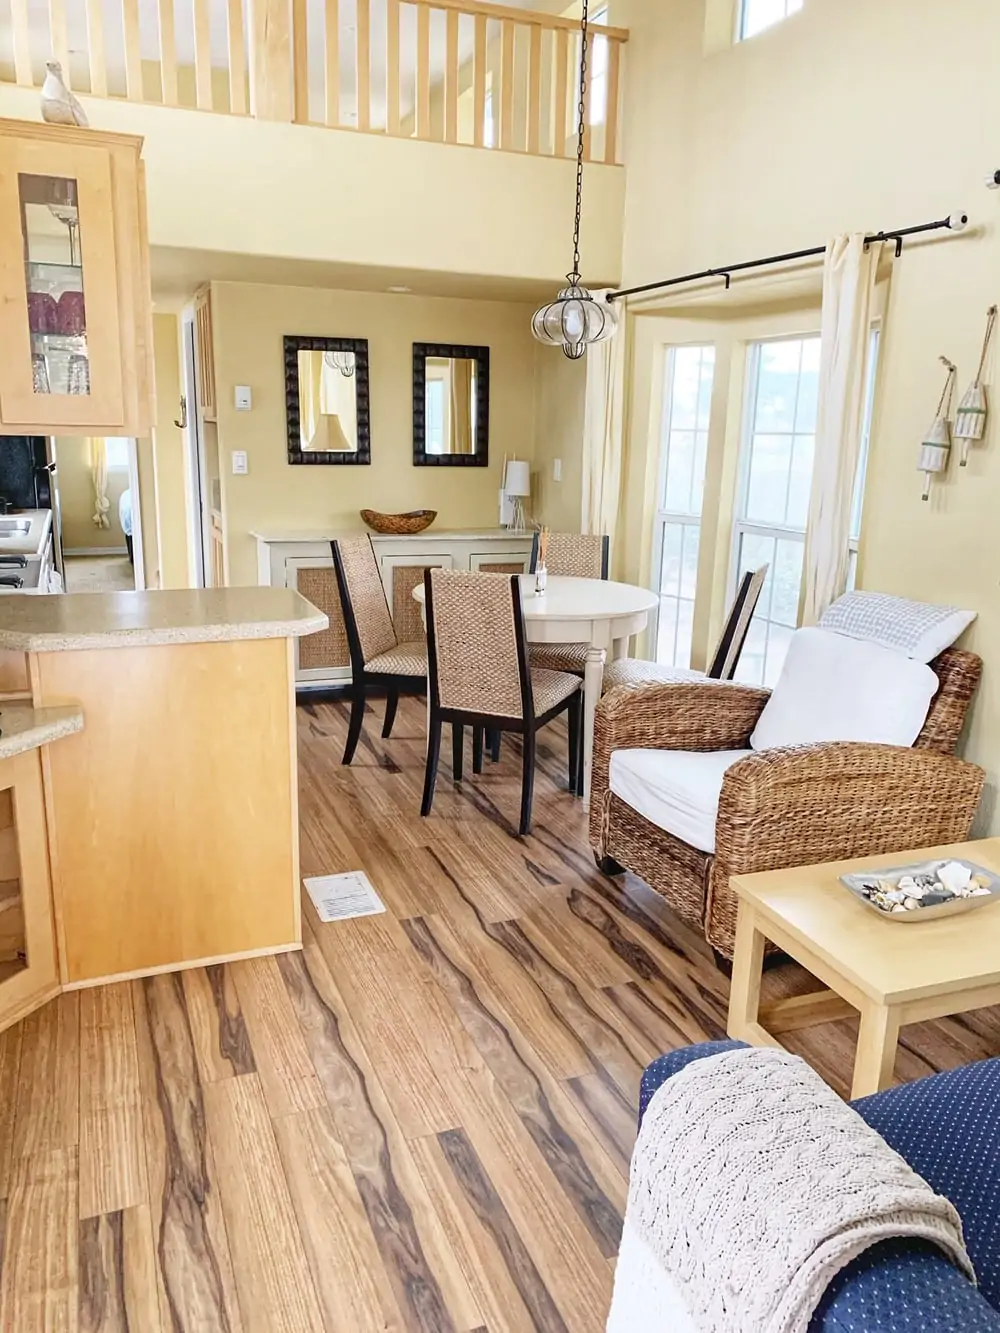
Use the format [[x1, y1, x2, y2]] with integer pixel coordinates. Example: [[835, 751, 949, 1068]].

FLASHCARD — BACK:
[[607, 213, 969, 303]]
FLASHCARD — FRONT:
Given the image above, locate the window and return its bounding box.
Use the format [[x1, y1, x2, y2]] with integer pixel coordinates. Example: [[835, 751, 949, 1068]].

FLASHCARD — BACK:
[[732, 329, 879, 686], [738, 0, 803, 41], [425, 380, 446, 453], [652, 345, 715, 667], [104, 437, 130, 470], [588, 6, 609, 126], [483, 77, 495, 149]]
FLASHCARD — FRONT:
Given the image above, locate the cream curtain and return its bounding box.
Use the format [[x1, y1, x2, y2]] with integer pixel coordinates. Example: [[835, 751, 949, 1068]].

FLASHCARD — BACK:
[[801, 235, 884, 624], [450, 359, 475, 454], [89, 436, 110, 529], [581, 291, 626, 549], [299, 351, 322, 450]]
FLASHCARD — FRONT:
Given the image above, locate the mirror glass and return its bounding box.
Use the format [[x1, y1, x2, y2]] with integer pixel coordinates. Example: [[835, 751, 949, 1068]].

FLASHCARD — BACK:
[[297, 349, 358, 453], [413, 343, 489, 467], [424, 356, 478, 456]]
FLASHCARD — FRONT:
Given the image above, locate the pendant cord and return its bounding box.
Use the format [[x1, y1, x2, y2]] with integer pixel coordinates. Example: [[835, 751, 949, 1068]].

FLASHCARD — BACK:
[[975, 304, 998, 384], [569, 0, 589, 284]]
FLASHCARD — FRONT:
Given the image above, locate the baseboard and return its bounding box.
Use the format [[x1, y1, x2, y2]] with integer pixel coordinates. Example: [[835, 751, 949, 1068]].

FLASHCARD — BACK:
[[64, 546, 129, 557]]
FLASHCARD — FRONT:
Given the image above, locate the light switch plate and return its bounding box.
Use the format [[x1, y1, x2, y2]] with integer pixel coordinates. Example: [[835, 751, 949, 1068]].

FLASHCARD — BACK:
[[235, 385, 252, 411], [553, 458, 562, 481], [232, 450, 248, 475]]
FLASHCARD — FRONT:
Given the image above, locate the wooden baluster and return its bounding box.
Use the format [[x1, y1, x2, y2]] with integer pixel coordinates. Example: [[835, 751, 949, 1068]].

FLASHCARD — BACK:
[[121, 0, 143, 100], [324, 0, 340, 126], [527, 22, 541, 156], [194, 0, 214, 109], [227, 0, 247, 113], [499, 18, 514, 151], [293, 0, 308, 122], [10, 0, 32, 86], [48, 0, 70, 83], [473, 12, 486, 148], [158, 0, 179, 105], [415, 4, 431, 140], [249, 0, 293, 120], [444, 7, 459, 144], [356, 0, 370, 132], [85, 0, 107, 96], [553, 26, 568, 157], [386, 0, 400, 135], [604, 36, 620, 165]]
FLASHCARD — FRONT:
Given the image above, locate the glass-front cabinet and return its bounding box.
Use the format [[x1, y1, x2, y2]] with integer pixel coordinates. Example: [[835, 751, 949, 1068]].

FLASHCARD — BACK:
[[0, 119, 153, 436]]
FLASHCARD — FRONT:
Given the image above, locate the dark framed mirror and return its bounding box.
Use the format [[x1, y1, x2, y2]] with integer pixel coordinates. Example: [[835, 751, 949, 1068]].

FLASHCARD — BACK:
[[412, 342, 489, 467], [284, 335, 371, 465]]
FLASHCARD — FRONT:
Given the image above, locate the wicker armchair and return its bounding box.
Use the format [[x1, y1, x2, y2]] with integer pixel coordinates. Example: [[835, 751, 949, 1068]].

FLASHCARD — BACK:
[[590, 648, 986, 963]]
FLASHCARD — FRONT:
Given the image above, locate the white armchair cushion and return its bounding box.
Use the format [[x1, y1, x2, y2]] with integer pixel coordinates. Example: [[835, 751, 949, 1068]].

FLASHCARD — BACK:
[[609, 748, 751, 855], [750, 627, 938, 753], [819, 591, 975, 662]]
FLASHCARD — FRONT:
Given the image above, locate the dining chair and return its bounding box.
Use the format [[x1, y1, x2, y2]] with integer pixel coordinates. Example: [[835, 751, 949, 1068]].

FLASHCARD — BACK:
[[421, 568, 583, 835], [602, 564, 769, 692], [331, 536, 427, 764]]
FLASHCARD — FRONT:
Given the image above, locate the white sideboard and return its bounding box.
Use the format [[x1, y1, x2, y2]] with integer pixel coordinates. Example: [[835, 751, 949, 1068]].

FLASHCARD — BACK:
[[254, 528, 535, 689]]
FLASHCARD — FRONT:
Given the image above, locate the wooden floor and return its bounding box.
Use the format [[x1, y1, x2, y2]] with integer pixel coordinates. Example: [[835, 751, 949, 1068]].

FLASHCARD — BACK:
[[1, 694, 998, 1331]]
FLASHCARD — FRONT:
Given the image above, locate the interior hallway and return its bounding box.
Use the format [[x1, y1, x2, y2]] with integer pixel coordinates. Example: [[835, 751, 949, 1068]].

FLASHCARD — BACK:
[[62, 555, 135, 594], [0, 694, 996, 1330]]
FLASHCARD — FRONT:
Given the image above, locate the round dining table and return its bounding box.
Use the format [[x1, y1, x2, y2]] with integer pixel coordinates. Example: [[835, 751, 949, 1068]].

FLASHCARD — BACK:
[[412, 573, 658, 802]]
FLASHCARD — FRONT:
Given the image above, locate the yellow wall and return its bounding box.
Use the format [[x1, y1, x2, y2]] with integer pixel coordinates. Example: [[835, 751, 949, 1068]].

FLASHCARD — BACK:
[[54, 438, 128, 551], [210, 281, 539, 586], [615, 0, 1000, 820], [0, 86, 625, 291], [533, 345, 587, 532], [150, 314, 193, 589]]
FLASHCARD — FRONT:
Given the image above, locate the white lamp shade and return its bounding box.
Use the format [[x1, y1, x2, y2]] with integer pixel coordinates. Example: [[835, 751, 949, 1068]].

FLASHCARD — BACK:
[[504, 460, 531, 496]]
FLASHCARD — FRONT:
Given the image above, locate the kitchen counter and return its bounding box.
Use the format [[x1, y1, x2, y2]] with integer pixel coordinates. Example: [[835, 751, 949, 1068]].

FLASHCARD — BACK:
[[0, 510, 52, 559], [0, 586, 327, 652], [0, 702, 83, 759]]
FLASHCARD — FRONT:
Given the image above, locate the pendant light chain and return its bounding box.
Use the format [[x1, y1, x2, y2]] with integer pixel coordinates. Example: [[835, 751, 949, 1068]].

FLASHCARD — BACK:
[[569, 0, 589, 284]]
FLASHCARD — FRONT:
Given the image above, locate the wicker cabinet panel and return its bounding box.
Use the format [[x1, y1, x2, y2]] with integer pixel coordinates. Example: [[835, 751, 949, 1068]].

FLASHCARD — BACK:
[[389, 564, 442, 643], [294, 567, 349, 670], [476, 562, 525, 574]]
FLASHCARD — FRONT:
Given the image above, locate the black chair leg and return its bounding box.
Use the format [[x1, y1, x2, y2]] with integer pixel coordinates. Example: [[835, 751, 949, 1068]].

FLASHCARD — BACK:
[[421, 714, 443, 817], [490, 731, 502, 763], [342, 688, 365, 765], [452, 721, 464, 781], [382, 689, 399, 739], [472, 726, 484, 774], [567, 693, 582, 795], [519, 730, 536, 836]]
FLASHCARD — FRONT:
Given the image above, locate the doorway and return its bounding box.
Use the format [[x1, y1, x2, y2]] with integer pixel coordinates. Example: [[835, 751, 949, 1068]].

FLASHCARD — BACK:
[[52, 436, 141, 593]]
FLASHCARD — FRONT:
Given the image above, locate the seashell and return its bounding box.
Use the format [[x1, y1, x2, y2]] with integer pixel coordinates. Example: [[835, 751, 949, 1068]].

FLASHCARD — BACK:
[[937, 861, 973, 894], [891, 904, 907, 913], [897, 876, 916, 890], [972, 887, 992, 897], [903, 898, 919, 910]]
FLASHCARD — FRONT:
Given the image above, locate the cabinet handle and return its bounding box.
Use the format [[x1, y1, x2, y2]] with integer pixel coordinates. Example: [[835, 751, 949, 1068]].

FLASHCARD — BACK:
[[173, 396, 188, 430]]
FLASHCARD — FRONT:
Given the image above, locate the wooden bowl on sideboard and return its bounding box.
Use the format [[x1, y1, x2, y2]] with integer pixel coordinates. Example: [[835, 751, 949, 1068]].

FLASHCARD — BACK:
[[360, 509, 437, 536]]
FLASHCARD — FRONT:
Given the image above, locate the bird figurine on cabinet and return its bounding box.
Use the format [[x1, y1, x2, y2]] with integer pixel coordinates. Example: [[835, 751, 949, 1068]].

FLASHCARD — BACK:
[[40, 61, 89, 127]]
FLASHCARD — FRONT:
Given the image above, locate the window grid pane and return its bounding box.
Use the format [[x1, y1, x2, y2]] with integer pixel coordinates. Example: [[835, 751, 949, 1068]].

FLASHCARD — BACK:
[[740, 0, 803, 40]]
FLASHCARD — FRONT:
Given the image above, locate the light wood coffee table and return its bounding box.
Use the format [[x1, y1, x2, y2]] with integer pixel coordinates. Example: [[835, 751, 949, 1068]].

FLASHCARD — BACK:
[[727, 838, 1000, 1098]]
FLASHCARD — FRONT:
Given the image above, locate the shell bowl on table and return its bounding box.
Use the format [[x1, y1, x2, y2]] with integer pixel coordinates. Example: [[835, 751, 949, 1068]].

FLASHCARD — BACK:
[[840, 858, 1000, 922], [360, 509, 437, 535]]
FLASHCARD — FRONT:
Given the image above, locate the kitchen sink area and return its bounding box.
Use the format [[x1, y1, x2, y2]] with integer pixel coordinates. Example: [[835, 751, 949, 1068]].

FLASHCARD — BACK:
[[0, 520, 33, 537]]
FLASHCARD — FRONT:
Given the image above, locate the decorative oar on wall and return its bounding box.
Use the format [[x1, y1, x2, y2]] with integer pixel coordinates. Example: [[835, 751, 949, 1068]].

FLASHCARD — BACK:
[[955, 304, 997, 466], [919, 356, 957, 501]]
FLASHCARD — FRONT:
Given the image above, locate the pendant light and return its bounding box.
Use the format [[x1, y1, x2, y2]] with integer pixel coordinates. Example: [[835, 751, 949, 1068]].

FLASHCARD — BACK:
[[531, 0, 617, 360], [324, 349, 355, 378]]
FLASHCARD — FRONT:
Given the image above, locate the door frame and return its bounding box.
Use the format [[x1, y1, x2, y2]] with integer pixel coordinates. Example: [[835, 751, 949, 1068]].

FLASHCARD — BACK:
[[181, 309, 209, 588]]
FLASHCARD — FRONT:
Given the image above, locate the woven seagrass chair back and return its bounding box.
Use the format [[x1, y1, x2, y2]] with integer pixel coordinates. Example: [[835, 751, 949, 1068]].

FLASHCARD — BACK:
[[531, 532, 609, 580], [333, 536, 397, 664], [914, 648, 982, 755], [425, 569, 527, 719]]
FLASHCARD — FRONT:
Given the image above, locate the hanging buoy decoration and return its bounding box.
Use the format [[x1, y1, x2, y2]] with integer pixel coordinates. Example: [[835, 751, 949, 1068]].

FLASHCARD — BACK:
[[919, 357, 957, 501], [955, 304, 997, 464]]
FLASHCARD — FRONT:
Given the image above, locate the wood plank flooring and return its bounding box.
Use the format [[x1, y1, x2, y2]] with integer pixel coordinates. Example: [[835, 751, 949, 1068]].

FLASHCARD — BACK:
[[1, 693, 999, 1330]]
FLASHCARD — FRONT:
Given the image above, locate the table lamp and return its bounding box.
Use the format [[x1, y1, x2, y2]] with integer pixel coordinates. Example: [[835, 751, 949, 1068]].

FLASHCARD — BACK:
[[502, 459, 531, 531]]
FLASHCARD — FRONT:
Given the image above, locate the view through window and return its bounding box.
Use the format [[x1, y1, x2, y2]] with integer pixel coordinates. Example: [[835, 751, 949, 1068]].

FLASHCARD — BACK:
[[739, 0, 803, 41]]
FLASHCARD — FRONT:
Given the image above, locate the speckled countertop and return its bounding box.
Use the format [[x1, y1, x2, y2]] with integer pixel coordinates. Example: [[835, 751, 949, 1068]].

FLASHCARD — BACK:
[[0, 703, 83, 757], [0, 588, 328, 653]]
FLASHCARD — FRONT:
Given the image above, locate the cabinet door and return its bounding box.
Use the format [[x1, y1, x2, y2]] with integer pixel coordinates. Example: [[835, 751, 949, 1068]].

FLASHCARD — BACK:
[[0, 749, 59, 1035], [286, 556, 351, 685], [379, 552, 455, 644], [0, 136, 125, 429], [469, 549, 532, 575]]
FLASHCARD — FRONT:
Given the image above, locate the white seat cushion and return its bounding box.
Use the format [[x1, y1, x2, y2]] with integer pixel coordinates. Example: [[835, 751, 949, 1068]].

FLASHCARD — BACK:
[[609, 748, 751, 855], [750, 626, 938, 752]]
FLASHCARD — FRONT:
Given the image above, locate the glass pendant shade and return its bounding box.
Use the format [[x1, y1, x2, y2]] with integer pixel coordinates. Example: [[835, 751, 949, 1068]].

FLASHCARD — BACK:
[[532, 280, 618, 361], [324, 349, 355, 377]]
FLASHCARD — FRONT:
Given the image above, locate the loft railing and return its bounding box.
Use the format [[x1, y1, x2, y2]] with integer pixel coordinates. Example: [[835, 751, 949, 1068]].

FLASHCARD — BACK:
[[0, 0, 628, 163]]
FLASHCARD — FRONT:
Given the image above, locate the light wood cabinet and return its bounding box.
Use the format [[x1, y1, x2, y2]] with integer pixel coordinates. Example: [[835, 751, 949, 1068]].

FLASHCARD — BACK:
[[0, 748, 59, 1034], [0, 118, 154, 437], [194, 286, 217, 421]]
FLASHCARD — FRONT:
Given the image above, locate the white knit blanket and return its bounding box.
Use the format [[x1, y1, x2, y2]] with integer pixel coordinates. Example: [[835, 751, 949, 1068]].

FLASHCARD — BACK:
[[612, 1047, 975, 1333]]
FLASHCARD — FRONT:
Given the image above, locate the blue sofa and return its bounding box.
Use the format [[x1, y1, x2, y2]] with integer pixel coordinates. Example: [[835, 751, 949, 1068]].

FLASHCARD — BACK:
[[640, 1043, 1000, 1331]]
